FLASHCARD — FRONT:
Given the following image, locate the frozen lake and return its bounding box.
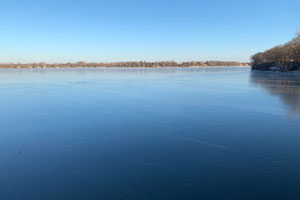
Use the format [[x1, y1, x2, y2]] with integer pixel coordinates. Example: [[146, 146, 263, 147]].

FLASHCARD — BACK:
[[1, 67, 300, 200]]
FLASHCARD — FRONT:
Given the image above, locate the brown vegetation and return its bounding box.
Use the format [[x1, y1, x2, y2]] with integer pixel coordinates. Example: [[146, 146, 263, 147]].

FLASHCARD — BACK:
[[0, 61, 249, 69], [251, 31, 300, 71]]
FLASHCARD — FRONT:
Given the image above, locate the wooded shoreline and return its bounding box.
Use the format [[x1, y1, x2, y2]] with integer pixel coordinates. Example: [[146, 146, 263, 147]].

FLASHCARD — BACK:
[[0, 61, 249, 69], [251, 32, 300, 71]]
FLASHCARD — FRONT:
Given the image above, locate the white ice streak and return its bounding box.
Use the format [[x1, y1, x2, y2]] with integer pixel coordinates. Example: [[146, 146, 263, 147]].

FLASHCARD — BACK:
[[173, 136, 230, 150]]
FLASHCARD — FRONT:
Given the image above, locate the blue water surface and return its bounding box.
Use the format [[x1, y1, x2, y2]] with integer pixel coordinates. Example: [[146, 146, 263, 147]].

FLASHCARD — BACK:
[[0, 67, 300, 200]]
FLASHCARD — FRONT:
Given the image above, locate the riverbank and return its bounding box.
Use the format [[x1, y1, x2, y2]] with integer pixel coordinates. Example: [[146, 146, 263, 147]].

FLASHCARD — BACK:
[[252, 62, 300, 72]]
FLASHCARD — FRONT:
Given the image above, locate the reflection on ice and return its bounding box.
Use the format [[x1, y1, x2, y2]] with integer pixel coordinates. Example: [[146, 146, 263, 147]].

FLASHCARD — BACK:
[[250, 71, 300, 116]]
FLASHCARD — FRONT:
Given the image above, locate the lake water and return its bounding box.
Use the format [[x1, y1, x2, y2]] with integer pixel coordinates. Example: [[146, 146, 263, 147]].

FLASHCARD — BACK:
[[0, 67, 300, 200]]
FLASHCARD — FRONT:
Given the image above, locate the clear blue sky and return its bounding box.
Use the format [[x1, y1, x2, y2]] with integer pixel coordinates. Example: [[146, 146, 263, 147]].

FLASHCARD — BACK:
[[0, 0, 299, 63]]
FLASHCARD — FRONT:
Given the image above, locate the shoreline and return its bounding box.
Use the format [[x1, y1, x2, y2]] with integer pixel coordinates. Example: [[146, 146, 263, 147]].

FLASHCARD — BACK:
[[251, 62, 300, 72], [0, 65, 250, 69], [0, 61, 249, 69]]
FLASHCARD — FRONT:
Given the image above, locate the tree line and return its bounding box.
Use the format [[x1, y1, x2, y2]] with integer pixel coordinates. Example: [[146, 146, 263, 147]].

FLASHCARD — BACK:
[[251, 31, 300, 71], [0, 61, 249, 69]]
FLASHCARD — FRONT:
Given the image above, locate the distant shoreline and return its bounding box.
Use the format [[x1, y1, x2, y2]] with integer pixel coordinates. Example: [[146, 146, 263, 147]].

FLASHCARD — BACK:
[[0, 61, 249, 69], [0, 66, 250, 69]]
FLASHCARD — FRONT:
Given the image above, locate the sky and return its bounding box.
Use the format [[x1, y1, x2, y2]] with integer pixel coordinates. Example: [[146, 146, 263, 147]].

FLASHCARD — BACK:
[[0, 0, 300, 63]]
